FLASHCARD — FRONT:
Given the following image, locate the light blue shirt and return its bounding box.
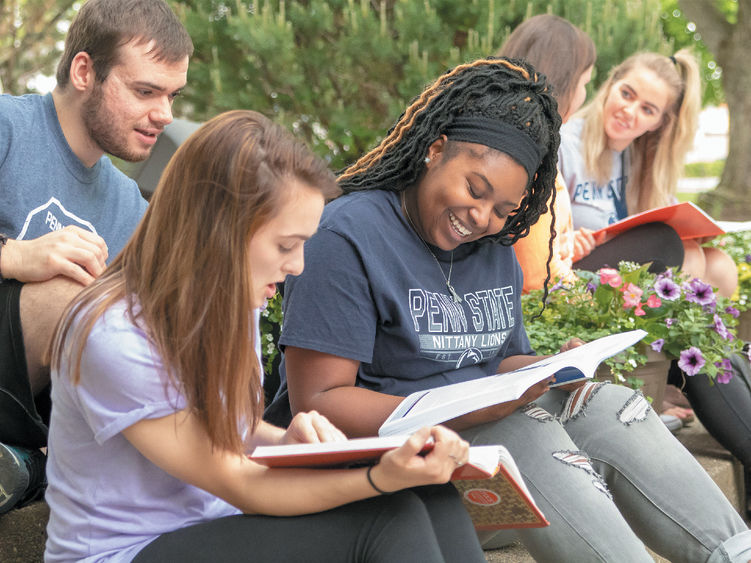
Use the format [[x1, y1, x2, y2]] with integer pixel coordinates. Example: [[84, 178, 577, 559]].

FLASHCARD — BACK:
[[0, 93, 147, 259], [558, 118, 628, 230]]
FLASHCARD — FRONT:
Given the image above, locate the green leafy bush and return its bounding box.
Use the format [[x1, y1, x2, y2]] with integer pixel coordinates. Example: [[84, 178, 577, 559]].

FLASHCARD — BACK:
[[523, 262, 743, 384]]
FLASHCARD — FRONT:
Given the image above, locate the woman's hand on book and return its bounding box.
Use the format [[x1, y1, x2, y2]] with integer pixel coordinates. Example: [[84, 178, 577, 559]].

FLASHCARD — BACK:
[[280, 411, 347, 445], [370, 426, 469, 492], [555, 338, 589, 391], [559, 337, 585, 353], [488, 378, 552, 419]]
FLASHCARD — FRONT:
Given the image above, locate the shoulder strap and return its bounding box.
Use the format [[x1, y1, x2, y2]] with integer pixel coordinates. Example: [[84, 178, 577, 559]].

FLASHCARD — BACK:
[[611, 151, 629, 220]]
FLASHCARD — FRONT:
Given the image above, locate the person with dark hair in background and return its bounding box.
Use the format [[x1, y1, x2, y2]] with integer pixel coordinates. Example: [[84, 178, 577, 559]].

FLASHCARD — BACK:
[[267, 56, 751, 562], [500, 15, 691, 432], [0, 0, 193, 514], [500, 14, 596, 294]]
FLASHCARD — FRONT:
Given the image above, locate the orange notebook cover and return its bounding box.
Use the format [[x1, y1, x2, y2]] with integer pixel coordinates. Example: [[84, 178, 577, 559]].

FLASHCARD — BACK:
[[250, 438, 548, 529], [595, 201, 725, 241]]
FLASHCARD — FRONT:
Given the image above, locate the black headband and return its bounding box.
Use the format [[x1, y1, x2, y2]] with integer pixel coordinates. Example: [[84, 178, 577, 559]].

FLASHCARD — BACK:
[[669, 55, 677, 65], [443, 116, 543, 181]]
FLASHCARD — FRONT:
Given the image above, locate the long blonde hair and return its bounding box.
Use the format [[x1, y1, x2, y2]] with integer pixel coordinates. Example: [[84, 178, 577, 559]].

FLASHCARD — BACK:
[[578, 48, 700, 213], [50, 110, 339, 453]]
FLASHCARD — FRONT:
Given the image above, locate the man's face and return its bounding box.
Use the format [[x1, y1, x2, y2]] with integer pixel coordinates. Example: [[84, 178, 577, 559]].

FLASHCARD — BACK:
[[83, 40, 189, 162]]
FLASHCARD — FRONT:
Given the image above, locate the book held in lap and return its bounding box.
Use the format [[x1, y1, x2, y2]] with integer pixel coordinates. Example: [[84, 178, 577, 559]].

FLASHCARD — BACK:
[[378, 330, 647, 437], [250, 437, 548, 529]]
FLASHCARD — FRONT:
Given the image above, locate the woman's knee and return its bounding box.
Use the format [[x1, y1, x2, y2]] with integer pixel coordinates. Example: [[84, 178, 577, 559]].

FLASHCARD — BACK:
[[703, 246, 738, 297], [682, 239, 707, 278]]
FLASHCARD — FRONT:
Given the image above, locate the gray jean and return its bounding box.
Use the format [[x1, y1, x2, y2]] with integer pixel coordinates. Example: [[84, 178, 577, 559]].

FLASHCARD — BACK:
[[461, 382, 751, 563]]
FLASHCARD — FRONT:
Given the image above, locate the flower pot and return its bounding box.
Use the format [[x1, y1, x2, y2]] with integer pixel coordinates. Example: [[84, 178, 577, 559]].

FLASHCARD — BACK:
[[595, 350, 671, 413], [736, 309, 751, 343]]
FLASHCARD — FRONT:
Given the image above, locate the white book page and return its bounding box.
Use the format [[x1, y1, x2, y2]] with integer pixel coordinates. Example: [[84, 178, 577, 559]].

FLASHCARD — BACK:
[[380, 330, 646, 436]]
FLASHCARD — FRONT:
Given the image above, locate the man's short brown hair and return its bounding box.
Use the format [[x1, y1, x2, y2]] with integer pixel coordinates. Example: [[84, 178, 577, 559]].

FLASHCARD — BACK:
[[56, 0, 193, 87]]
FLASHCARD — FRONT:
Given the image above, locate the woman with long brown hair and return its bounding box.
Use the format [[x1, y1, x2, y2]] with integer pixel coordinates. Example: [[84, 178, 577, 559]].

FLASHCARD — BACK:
[[44, 110, 484, 562]]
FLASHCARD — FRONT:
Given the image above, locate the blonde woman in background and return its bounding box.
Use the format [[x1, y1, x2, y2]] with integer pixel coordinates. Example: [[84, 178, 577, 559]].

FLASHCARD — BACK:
[[559, 48, 737, 297]]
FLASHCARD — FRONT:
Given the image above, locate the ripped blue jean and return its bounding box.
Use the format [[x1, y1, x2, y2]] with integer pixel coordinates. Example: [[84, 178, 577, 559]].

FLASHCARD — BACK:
[[461, 382, 751, 563]]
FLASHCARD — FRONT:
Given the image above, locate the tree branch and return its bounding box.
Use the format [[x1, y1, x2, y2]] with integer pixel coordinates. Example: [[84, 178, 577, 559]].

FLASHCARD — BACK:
[[678, 0, 730, 55]]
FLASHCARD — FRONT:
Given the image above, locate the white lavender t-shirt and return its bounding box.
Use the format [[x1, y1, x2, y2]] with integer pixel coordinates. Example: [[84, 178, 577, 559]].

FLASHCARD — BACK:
[[45, 301, 240, 562]]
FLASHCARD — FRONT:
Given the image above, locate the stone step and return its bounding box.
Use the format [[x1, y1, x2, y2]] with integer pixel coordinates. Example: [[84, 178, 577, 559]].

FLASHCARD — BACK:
[[484, 420, 746, 562], [0, 501, 48, 563], [0, 421, 744, 563]]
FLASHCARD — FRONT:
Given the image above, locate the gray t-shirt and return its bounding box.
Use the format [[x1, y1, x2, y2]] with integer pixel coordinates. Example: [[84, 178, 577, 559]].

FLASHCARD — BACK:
[[0, 93, 147, 261], [266, 189, 533, 423], [558, 118, 627, 231]]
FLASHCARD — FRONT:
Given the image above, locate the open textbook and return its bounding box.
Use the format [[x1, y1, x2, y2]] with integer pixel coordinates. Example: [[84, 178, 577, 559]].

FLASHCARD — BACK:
[[250, 437, 548, 529], [594, 201, 724, 241], [378, 329, 647, 437]]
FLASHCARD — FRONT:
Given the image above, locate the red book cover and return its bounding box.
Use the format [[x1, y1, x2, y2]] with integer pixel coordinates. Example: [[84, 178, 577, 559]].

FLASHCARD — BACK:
[[595, 201, 724, 241], [250, 438, 548, 529], [250, 435, 430, 469]]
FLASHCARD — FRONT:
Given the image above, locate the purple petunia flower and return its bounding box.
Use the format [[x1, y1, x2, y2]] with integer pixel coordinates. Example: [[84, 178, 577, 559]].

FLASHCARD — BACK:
[[586, 281, 597, 293], [713, 314, 731, 339], [654, 277, 681, 301], [715, 358, 734, 383], [650, 339, 664, 353], [745, 254, 751, 264], [678, 347, 706, 376], [665, 318, 675, 327], [726, 306, 740, 319], [684, 279, 715, 306]]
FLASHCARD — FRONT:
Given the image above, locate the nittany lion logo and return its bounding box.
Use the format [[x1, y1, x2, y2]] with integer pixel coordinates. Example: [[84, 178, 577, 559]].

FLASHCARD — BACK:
[[456, 347, 482, 368]]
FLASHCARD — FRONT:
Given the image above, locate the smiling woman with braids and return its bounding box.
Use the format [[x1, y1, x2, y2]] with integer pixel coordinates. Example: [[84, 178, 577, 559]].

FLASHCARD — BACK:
[[266, 57, 751, 562]]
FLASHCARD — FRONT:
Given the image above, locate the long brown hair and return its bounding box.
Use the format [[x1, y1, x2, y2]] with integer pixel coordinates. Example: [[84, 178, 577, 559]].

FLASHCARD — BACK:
[[50, 110, 339, 453], [578, 48, 700, 213], [498, 14, 596, 119]]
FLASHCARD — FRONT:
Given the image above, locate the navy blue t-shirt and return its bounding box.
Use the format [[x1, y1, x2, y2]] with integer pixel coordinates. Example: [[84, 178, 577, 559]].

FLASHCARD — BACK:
[[266, 190, 532, 423]]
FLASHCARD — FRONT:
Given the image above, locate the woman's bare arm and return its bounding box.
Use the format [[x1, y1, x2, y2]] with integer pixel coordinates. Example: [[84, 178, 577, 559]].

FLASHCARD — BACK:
[[285, 346, 552, 437]]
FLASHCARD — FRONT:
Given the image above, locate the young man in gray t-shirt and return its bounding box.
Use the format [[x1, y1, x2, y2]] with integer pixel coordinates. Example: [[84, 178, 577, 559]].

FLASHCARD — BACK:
[[0, 0, 192, 514]]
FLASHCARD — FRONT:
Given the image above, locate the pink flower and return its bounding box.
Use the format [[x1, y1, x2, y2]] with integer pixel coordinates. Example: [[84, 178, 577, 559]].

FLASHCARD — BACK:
[[655, 277, 680, 300], [599, 268, 622, 288], [715, 359, 734, 383], [622, 283, 643, 308], [646, 294, 661, 308], [634, 303, 646, 316], [678, 347, 705, 376]]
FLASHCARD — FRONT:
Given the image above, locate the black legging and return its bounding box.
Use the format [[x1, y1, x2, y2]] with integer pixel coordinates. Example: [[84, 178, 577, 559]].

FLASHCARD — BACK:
[[133, 484, 486, 563], [669, 355, 751, 469], [573, 222, 684, 273]]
